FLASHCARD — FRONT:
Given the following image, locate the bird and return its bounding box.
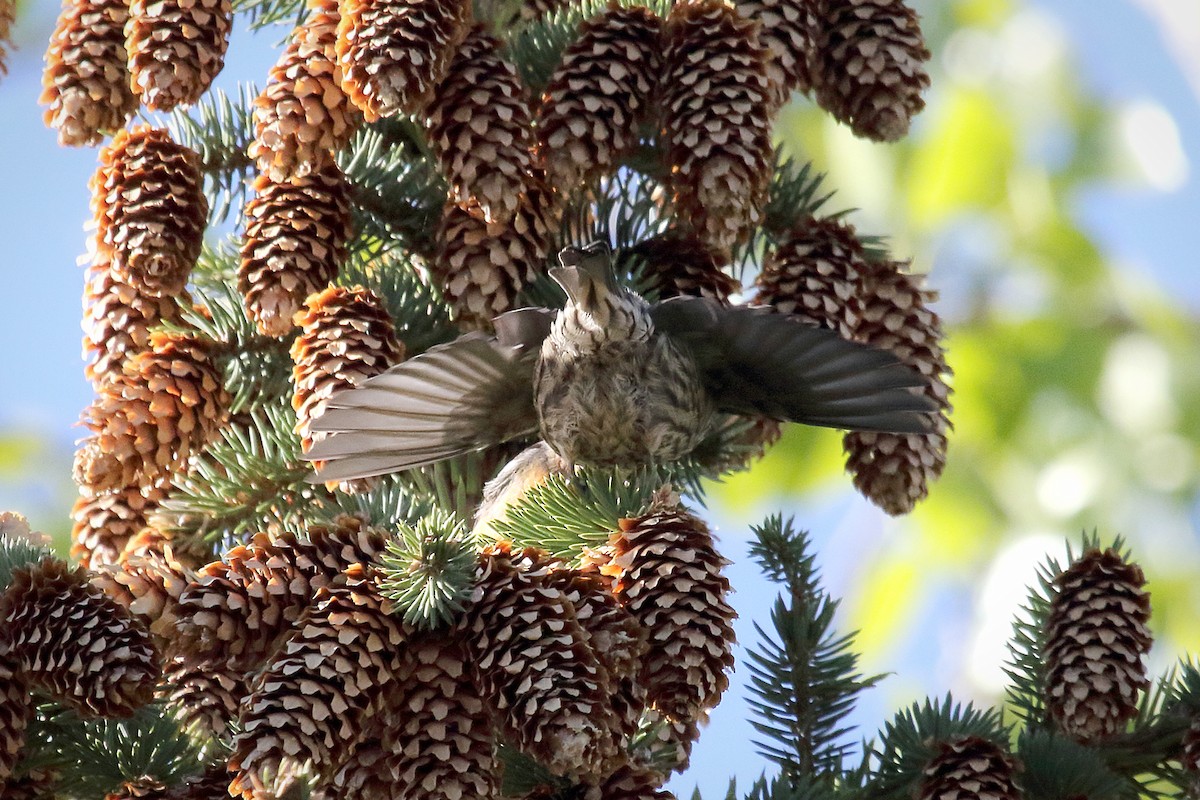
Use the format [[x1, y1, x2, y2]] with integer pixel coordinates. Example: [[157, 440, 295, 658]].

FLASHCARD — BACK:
[[303, 241, 937, 482]]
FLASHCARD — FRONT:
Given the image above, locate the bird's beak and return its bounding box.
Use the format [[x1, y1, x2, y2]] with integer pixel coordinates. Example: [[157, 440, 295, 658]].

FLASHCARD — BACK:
[[551, 243, 616, 312]]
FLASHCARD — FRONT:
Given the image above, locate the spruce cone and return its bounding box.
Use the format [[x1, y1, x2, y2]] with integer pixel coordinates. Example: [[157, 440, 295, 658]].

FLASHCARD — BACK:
[[1044, 547, 1152, 743], [74, 331, 229, 493], [755, 215, 870, 339], [0, 651, 29, 784], [432, 186, 555, 329], [251, 0, 363, 182], [291, 286, 403, 477], [311, 721, 394, 799], [632, 231, 740, 303], [734, 0, 816, 102], [70, 480, 169, 568], [427, 28, 536, 224], [3, 769, 61, 800], [0, 556, 158, 717], [82, 262, 187, 389], [105, 777, 167, 799], [335, 0, 470, 120], [811, 0, 930, 141], [126, 0, 233, 110], [239, 164, 354, 337], [90, 538, 193, 644], [40, 0, 138, 146], [585, 764, 675, 800], [610, 491, 736, 745], [161, 653, 246, 738], [90, 127, 207, 299], [229, 565, 406, 800], [917, 736, 1021, 800], [662, 0, 775, 256], [537, 6, 662, 195], [461, 543, 624, 781], [842, 261, 950, 515]]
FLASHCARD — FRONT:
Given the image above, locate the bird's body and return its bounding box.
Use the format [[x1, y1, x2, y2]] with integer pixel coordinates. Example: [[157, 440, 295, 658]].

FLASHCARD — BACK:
[[304, 243, 937, 482]]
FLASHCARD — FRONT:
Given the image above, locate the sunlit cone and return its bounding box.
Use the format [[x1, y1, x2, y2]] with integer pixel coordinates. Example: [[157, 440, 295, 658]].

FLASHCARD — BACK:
[[3, 768, 61, 800], [291, 287, 403, 492], [336, 0, 470, 120], [916, 736, 1022, 800], [40, 0, 138, 146], [229, 565, 406, 800], [662, 0, 775, 255], [537, 6, 662, 195], [427, 27, 536, 224], [126, 0, 233, 110], [755, 214, 871, 339], [0, 651, 30, 784], [0, 556, 159, 717], [105, 777, 167, 799], [90, 536, 194, 646], [633, 711, 701, 778], [460, 543, 624, 780], [734, 0, 816, 102], [239, 164, 354, 337], [90, 127, 207, 298], [631, 231, 740, 303], [82, 262, 187, 389], [1044, 547, 1152, 743], [610, 489, 735, 769], [251, 0, 363, 182], [432, 185, 555, 329], [584, 763, 675, 800], [811, 0, 930, 141], [74, 331, 229, 493], [70, 480, 168, 569], [842, 260, 950, 515]]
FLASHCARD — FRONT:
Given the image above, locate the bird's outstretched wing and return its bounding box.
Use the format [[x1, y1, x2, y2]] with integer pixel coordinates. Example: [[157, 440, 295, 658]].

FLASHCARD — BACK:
[[303, 331, 543, 481], [652, 296, 938, 434]]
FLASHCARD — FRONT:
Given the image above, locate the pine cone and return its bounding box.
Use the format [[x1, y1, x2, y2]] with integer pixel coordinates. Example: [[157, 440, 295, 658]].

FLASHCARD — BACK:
[[71, 480, 169, 568], [460, 543, 624, 781], [251, 0, 363, 182], [755, 215, 870, 339], [90, 538, 193, 645], [584, 764, 675, 800], [917, 736, 1021, 800], [537, 6, 662, 195], [432, 185, 555, 329], [74, 331, 229, 493], [1044, 547, 1152, 743], [90, 127, 207, 298], [239, 163, 354, 337], [842, 260, 950, 515], [2, 768, 61, 800], [0, 651, 29, 784], [0, 556, 159, 717], [82, 262, 187, 389], [662, 0, 775, 256], [161, 653, 246, 738], [311, 721, 394, 799], [291, 287, 403, 474], [335, 0, 470, 120], [229, 565, 406, 800], [811, 0, 930, 141], [734, 0, 815, 102], [40, 0, 138, 146], [631, 231, 740, 303], [610, 491, 735, 757], [105, 777, 167, 799], [427, 28, 536, 224], [126, 0, 233, 110]]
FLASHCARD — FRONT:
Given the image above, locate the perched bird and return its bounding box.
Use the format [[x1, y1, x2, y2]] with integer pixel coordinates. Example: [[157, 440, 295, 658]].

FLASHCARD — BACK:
[[304, 242, 936, 482]]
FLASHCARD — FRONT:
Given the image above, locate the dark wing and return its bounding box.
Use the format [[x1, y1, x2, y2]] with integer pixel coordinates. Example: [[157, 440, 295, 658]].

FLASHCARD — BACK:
[[303, 332, 542, 481], [651, 296, 938, 434]]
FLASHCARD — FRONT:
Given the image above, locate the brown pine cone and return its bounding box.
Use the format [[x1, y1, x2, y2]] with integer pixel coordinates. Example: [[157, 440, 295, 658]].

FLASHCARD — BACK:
[[431, 185, 556, 329], [336, 0, 471, 120], [842, 260, 950, 515], [537, 6, 662, 195], [229, 565, 406, 800], [310, 721, 395, 799], [239, 164, 354, 337], [251, 0, 363, 182], [427, 27, 536, 225], [734, 0, 816, 102], [105, 777, 167, 799], [40, 0, 138, 146], [916, 736, 1022, 800], [90, 127, 207, 299], [126, 0, 233, 110], [2, 768, 61, 800], [0, 651, 30, 784], [70, 479, 169, 568], [74, 331, 229, 493], [631, 231, 740, 303], [584, 763, 675, 800], [0, 556, 159, 717], [90, 537, 194, 646], [811, 0, 930, 141], [662, 0, 776, 256], [160, 653, 246, 738], [1044, 547, 1152, 743]]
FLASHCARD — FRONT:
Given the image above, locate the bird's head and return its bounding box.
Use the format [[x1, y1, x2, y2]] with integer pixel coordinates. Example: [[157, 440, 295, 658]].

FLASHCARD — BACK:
[[550, 242, 651, 342]]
